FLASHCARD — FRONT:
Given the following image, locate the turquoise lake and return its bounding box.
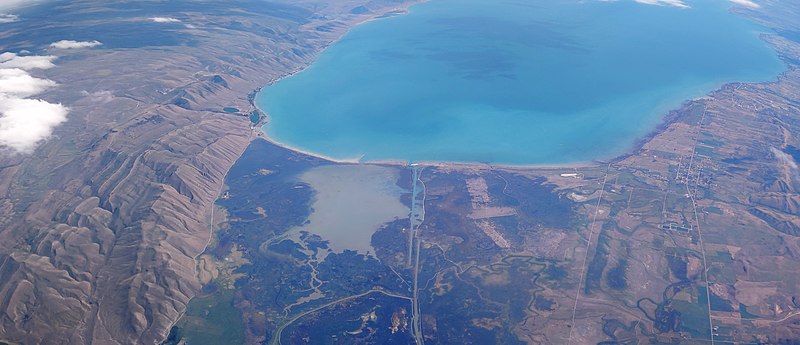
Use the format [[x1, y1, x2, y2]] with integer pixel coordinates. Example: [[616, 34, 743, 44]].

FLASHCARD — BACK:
[[257, 0, 785, 165]]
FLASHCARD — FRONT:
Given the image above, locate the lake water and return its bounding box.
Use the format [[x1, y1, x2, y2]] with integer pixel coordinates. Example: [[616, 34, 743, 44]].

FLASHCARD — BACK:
[[289, 164, 408, 254], [257, 0, 784, 165]]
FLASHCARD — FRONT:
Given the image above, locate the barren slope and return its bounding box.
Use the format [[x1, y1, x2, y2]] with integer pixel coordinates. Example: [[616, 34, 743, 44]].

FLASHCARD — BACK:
[[0, 0, 417, 344]]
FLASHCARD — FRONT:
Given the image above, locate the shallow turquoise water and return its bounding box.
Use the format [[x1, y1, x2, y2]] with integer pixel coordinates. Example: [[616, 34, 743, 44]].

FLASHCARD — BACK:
[[257, 0, 784, 165]]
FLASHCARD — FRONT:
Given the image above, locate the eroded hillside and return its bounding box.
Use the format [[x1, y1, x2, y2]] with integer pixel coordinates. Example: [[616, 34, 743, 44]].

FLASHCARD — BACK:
[[0, 0, 418, 343]]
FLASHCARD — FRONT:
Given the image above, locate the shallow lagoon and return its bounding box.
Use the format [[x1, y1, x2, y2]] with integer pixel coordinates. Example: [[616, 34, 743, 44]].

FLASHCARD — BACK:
[[258, 0, 784, 165], [290, 164, 408, 254]]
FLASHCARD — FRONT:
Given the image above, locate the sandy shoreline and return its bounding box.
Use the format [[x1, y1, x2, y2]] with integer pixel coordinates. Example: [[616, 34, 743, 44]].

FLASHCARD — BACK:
[[251, 122, 603, 171], [250, 75, 788, 173]]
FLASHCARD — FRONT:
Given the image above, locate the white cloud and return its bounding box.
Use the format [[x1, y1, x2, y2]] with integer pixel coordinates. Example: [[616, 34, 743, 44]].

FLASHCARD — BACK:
[[0, 0, 48, 11], [772, 147, 799, 171], [730, 0, 760, 9], [49, 40, 102, 49], [80, 90, 115, 103], [0, 68, 56, 97], [0, 0, 54, 22], [150, 17, 180, 23], [634, 0, 689, 8], [0, 97, 67, 152], [0, 13, 18, 23], [0, 52, 57, 70], [0, 52, 68, 153]]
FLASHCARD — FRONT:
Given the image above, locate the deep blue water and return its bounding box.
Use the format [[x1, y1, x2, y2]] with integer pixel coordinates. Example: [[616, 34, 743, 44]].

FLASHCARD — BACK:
[[257, 0, 785, 165]]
